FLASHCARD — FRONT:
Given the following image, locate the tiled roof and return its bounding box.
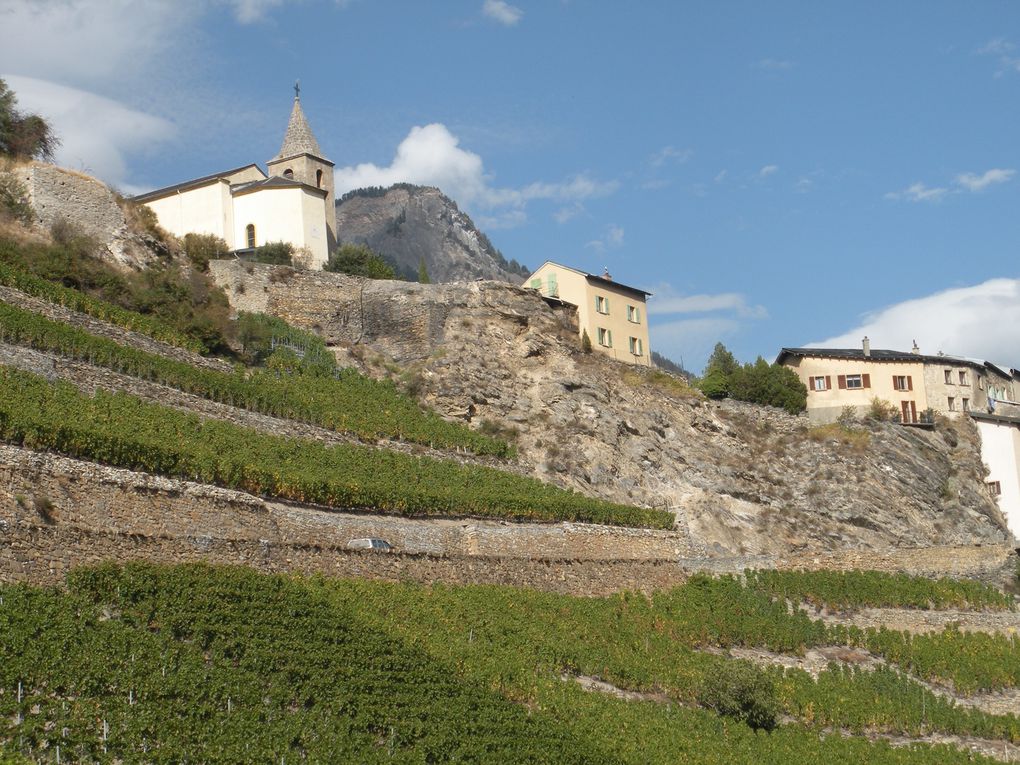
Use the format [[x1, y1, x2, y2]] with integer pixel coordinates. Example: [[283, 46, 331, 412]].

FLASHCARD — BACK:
[[775, 347, 999, 374], [230, 176, 327, 197], [131, 164, 264, 202]]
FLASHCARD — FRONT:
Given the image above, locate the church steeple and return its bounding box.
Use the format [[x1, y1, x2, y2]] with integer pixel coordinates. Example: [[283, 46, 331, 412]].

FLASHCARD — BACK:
[[273, 81, 326, 161], [266, 82, 337, 252]]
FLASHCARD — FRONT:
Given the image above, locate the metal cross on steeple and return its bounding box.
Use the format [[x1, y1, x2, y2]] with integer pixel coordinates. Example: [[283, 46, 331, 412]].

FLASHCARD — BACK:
[[294, 80, 300, 99]]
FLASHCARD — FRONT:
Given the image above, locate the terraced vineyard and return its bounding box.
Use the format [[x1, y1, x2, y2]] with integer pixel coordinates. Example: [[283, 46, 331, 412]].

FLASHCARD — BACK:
[[1, 564, 1017, 764], [0, 366, 670, 527]]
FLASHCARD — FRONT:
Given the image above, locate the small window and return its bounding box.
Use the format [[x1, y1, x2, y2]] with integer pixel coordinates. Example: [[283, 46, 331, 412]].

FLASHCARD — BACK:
[[893, 375, 913, 392], [595, 295, 609, 314], [547, 273, 558, 297], [947, 396, 955, 411], [530, 278, 541, 289], [987, 480, 1001, 497], [316, 169, 323, 188], [944, 370, 952, 384], [811, 376, 829, 392], [629, 337, 643, 356], [626, 305, 641, 323], [283, 168, 294, 180], [962, 398, 970, 412], [959, 371, 968, 385], [597, 327, 612, 347], [245, 223, 256, 248], [845, 374, 863, 390]]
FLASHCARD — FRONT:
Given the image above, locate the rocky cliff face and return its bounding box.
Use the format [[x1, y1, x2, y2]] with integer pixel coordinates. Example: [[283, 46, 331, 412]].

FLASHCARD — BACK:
[[211, 261, 1014, 556], [334, 185, 528, 284]]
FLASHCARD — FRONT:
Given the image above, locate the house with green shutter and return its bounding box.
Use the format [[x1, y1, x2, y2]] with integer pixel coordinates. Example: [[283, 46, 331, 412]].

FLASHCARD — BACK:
[[524, 261, 652, 367]]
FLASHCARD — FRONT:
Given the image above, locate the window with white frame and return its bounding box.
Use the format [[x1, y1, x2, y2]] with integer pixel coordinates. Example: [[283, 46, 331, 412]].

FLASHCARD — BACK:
[[947, 396, 955, 411], [597, 327, 612, 347], [845, 374, 863, 390], [809, 376, 829, 391], [959, 370, 968, 385], [628, 336, 643, 355], [962, 398, 970, 412], [944, 370, 952, 384], [626, 305, 641, 323], [595, 295, 609, 314]]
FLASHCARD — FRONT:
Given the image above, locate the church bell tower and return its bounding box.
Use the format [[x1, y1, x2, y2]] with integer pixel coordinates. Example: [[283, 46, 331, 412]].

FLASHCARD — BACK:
[[267, 82, 336, 251]]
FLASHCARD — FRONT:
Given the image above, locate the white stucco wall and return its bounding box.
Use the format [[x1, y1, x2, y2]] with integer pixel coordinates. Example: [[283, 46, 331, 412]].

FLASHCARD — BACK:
[[144, 181, 234, 245], [975, 418, 1020, 539], [232, 187, 328, 265]]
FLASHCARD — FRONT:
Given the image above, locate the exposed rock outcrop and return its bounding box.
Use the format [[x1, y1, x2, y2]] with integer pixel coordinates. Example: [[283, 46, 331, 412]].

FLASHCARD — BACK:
[[334, 184, 528, 283], [211, 261, 1014, 556]]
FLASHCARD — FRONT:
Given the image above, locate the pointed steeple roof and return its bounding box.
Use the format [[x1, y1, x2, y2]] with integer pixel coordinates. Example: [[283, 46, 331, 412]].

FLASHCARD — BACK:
[[273, 83, 326, 161]]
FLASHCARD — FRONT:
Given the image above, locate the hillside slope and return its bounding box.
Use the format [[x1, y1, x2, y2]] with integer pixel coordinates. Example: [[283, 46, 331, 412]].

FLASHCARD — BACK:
[[334, 184, 529, 283], [211, 261, 1014, 556]]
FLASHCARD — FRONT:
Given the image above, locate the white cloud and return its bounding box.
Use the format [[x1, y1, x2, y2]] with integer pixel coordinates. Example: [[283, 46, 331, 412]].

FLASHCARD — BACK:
[[758, 164, 778, 179], [654, 292, 768, 319], [3, 75, 175, 193], [977, 38, 1020, 76], [482, 0, 523, 26], [586, 224, 624, 252], [650, 146, 693, 167], [885, 182, 948, 202], [0, 1, 193, 88], [334, 123, 615, 226], [812, 278, 1020, 368], [553, 202, 585, 224], [229, 0, 288, 23], [647, 283, 769, 369], [887, 169, 1015, 202], [955, 168, 1015, 192]]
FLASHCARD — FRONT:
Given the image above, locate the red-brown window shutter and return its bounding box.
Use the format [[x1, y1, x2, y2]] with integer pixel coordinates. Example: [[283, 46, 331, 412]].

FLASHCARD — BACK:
[[892, 375, 897, 390], [838, 375, 847, 389], [808, 376, 815, 390], [863, 374, 871, 389], [907, 376, 913, 391], [825, 375, 831, 390]]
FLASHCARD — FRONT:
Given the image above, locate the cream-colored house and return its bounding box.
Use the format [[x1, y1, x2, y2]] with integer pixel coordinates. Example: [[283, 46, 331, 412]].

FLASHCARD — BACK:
[[134, 87, 335, 268], [776, 339, 1016, 425], [524, 261, 652, 366]]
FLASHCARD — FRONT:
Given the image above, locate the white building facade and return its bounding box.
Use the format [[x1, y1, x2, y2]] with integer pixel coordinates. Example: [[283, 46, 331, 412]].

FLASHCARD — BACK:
[[134, 88, 335, 268]]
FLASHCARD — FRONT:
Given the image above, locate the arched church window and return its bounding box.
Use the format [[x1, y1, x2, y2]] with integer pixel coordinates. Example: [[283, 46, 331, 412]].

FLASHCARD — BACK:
[[316, 169, 323, 188], [246, 224, 256, 249], [283, 168, 294, 179]]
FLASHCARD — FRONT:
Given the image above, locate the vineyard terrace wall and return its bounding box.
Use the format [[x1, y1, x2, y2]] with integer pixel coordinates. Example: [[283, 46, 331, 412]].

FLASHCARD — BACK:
[[1, 445, 1016, 593]]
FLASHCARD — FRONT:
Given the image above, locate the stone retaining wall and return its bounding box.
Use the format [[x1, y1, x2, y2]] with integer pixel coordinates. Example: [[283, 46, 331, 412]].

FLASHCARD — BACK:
[[1, 444, 1015, 594]]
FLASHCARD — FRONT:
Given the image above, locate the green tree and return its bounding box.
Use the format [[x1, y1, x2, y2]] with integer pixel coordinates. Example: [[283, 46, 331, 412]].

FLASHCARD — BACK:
[[183, 233, 230, 272], [0, 78, 59, 161], [703, 342, 739, 378], [417, 255, 431, 284], [325, 242, 396, 279]]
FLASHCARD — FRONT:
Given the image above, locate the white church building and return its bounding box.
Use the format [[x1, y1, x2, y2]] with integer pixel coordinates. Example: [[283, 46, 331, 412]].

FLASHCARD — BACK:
[[134, 86, 336, 268]]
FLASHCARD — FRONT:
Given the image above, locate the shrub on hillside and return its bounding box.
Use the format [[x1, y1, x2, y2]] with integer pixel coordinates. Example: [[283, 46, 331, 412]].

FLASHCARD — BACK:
[[183, 232, 230, 272], [700, 661, 781, 732], [697, 343, 807, 413], [252, 241, 293, 266], [325, 242, 396, 279], [0, 165, 32, 224]]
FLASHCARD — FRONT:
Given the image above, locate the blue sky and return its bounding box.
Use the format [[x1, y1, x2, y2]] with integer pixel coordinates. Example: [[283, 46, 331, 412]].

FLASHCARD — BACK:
[[3, 1, 1019, 371]]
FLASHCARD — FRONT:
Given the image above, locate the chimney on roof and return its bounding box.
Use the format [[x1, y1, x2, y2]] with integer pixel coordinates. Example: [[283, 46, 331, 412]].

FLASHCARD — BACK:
[[911, 339, 920, 354], [862, 336, 871, 358], [602, 267, 612, 281]]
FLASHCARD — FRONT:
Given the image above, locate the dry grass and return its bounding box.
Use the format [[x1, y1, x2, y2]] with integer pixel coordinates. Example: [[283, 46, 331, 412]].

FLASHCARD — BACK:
[[807, 423, 871, 452], [622, 368, 702, 400]]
